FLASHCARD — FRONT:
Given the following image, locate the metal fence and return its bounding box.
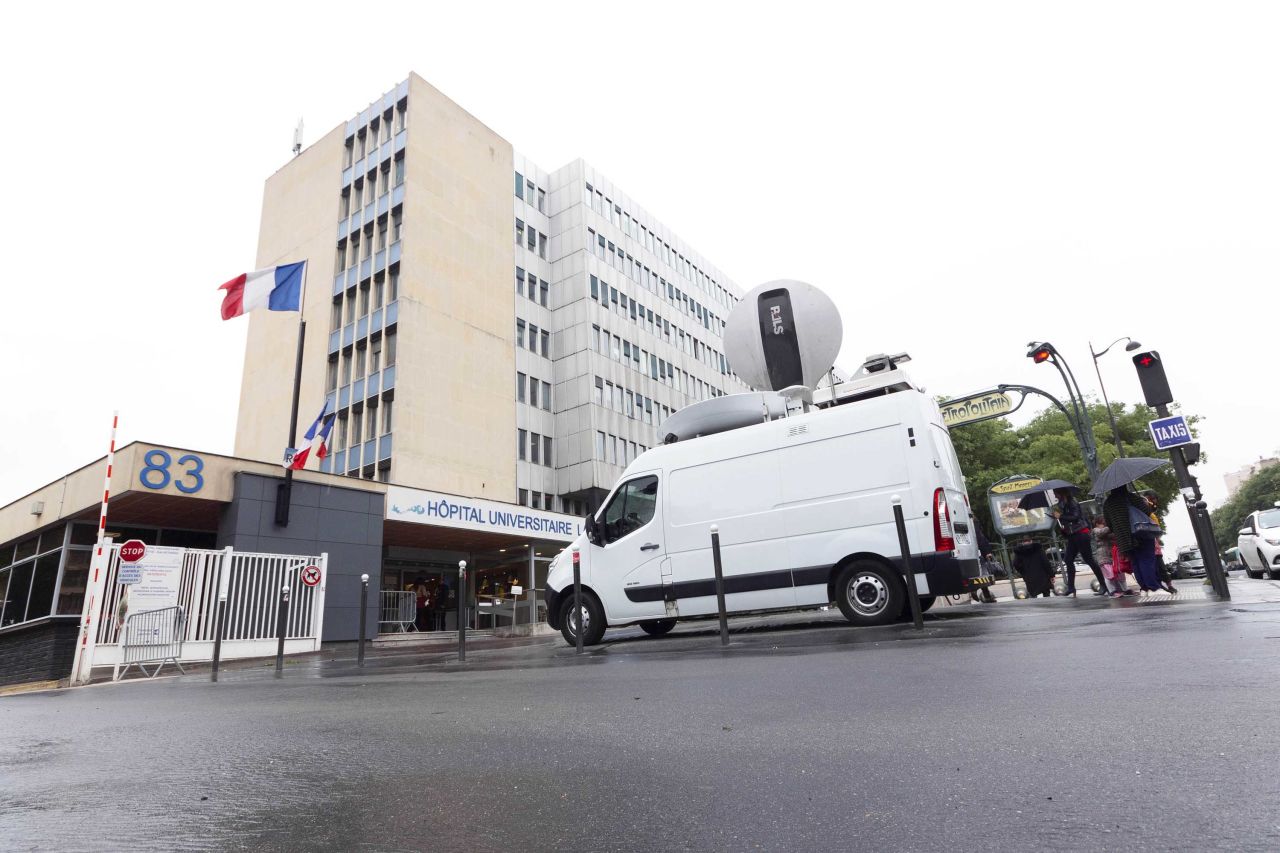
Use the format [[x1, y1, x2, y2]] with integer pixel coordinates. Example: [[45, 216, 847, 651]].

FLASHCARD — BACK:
[[379, 591, 417, 632], [114, 605, 186, 680], [88, 545, 327, 669]]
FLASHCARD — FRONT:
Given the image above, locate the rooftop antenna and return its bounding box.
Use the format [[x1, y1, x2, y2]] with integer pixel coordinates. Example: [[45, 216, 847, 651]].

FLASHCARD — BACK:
[[292, 119, 304, 156]]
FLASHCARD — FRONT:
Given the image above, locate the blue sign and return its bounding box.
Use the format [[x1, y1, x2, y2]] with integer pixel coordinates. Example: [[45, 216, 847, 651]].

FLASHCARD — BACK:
[[1148, 415, 1192, 451]]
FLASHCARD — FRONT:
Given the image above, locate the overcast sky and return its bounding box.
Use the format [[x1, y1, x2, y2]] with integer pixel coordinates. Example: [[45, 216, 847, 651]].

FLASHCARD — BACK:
[[2, 1, 1276, 551]]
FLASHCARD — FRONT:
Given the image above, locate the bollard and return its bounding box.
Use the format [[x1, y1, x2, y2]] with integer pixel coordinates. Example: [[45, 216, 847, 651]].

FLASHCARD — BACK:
[[572, 547, 583, 654], [210, 592, 228, 683], [457, 561, 467, 662], [275, 584, 290, 676], [357, 573, 369, 668], [710, 525, 729, 646], [891, 496, 925, 630]]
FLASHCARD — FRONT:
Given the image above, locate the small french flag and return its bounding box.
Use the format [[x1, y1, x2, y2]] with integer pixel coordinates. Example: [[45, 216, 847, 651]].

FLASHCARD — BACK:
[[286, 399, 336, 470], [218, 261, 306, 320]]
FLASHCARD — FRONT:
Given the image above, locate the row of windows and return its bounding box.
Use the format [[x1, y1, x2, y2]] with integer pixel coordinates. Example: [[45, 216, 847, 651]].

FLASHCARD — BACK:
[[517, 429, 553, 466], [340, 157, 404, 219], [593, 376, 681, 428], [518, 489, 555, 512], [583, 182, 737, 312], [592, 325, 727, 403], [595, 430, 648, 469], [343, 100, 407, 167], [515, 266, 549, 307], [330, 270, 399, 333], [514, 172, 547, 213], [589, 278, 730, 376], [336, 210, 402, 266], [516, 320, 550, 358], [326, 329, 397, 391], [587, 229, 724, 335], [328, 399, 394, 453], [516, 372, 552, 411], [515, 219, 548, 260]]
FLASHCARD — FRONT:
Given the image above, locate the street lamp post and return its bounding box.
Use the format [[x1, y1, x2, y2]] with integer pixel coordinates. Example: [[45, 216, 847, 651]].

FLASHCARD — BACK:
[[1089, 337, 1142, 458], [1026, 342, 1101, 485]]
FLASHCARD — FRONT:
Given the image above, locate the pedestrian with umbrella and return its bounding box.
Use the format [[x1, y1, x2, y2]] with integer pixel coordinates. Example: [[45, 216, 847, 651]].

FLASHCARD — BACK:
[[1049, 485, 1106, 597], [1093, 458, 1170, 594]]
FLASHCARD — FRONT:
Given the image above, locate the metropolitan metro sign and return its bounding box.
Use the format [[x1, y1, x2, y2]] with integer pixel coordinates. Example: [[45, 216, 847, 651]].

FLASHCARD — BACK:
[[1148, 414, 1193, 451]]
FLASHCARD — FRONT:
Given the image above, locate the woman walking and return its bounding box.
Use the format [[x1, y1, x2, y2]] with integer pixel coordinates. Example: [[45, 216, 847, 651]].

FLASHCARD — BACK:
[[1092, 515, 1132, 596], [1103, 486, 1162, 593]]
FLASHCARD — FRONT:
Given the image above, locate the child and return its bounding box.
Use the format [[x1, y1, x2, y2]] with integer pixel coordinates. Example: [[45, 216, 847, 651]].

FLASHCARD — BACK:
[[1093, 516, 1133, 597]]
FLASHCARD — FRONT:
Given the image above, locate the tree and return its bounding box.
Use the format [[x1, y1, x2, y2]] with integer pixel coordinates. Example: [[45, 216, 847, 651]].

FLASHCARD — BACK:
[[1211, 464, 1280, 546], [950, 399, 1196, 538]]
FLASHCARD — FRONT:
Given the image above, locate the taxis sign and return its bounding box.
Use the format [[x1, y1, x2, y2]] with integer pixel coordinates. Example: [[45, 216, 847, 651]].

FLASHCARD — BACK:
[[940, 391, 1019, 428]]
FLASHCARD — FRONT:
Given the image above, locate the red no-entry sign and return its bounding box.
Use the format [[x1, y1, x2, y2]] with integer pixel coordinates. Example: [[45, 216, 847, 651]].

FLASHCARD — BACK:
[[120, 540, 147, 563], [300, 565, 323, 587]]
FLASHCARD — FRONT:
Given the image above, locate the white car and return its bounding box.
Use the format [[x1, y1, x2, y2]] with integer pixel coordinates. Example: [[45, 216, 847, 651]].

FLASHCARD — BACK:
[[1238, 506, 1280, 579]]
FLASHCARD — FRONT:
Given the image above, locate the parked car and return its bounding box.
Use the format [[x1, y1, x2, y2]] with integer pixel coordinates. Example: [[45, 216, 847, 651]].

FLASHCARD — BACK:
[[1172, 546, 1205, 579], [1238, 505, 1280, 580]]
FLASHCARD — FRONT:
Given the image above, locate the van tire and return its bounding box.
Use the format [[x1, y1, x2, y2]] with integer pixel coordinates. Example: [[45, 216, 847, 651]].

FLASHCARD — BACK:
[[558, 592, 606, 647], [639, 619, 676, 637], [834, 561, 904, 627]]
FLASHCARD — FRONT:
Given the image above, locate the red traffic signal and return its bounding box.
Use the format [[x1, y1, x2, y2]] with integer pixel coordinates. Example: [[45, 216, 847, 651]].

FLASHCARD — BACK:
[[1131, 350, 1174, 407], [1029, 346, 1052, 364]]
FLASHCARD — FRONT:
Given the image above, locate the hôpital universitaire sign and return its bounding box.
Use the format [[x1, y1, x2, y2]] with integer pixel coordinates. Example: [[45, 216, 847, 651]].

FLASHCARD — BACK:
[[386, 486, 583, 542]]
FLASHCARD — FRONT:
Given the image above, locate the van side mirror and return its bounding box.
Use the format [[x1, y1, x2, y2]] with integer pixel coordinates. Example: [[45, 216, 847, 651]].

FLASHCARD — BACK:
[[1238, 528, 1251, 536], [585, 513, 602, 547]]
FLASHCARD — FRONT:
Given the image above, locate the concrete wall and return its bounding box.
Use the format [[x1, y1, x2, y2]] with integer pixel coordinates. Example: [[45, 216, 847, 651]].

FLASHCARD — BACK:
[[217, 473, 382, 642], [394, 73, 517, 501], [233, 124, 346, 465]]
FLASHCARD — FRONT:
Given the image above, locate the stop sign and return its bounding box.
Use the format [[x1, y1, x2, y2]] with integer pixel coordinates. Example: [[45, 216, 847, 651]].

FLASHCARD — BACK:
[[120, 539, 147, 563]]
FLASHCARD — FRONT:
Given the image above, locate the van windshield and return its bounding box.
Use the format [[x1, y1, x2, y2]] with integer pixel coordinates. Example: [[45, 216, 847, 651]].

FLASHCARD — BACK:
[[601, 476, 659, 543]]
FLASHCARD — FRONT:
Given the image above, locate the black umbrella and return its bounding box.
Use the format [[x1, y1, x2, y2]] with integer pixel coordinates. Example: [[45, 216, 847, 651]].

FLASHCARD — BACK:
[[1089, 457, 1170, 496]]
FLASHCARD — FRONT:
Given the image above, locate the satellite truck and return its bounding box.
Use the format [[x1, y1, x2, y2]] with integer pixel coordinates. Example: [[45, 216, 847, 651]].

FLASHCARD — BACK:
[[545, 280, 988, 645]]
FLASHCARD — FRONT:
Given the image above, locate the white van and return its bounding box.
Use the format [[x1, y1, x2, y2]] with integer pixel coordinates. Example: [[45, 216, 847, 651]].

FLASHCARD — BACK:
[[544, 355, 988, 646]]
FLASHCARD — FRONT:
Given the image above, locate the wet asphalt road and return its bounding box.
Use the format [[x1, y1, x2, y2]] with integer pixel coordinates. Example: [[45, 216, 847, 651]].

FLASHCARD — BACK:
[[3, 579, 1280, 853]]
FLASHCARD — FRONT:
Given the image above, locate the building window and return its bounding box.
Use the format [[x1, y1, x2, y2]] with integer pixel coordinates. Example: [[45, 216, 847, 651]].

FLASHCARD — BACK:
[[326, 358, 338, 392], [529, 378, 538, 408], [515, 266, 525, 297], [596, 431, 605, 460], [517, 372, 526, 403], [538, 233, 547, 259], [382, 399, 393, 433], [541, 381, 551, 411], [537, 188, 546, 213], [385, 331, 397, 366], [527, 324, 538, 352], [540, 330, 549, 358], [516, 219, 524, 247], [515, 172, 524, 199], [530, 432, 540, 464], [516, 319, 525, 349], [532, 491, 542, 509], [518, 429, 527, 461], [389, 269, 400, 301], [392, 211, 402, 242], [594, 376, 604, 406], [519, 488, 528, 507], [544, 435, 552, 467], [540, 280, 549, 307], [393, 155, 404, 186]]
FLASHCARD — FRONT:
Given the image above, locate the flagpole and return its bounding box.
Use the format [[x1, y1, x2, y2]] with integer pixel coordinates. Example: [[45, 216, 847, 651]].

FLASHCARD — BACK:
[[275, 261, 308, 527]]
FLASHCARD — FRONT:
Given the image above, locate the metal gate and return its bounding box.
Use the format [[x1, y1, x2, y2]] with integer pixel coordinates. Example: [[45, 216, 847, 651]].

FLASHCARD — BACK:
[[80, 545, 328, 677]]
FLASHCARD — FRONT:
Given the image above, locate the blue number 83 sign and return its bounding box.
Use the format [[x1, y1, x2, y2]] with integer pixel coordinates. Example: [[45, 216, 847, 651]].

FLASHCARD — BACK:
[[139, 449, 205, 494]]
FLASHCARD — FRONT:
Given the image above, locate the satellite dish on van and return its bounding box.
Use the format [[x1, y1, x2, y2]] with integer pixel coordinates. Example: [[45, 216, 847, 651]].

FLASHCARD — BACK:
[[724, 280, 843, 392]]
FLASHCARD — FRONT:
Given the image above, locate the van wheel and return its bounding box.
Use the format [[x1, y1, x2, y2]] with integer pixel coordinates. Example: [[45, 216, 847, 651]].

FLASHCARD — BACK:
[[559, 592, 606, 647], [835, 561, 904, 627], [639, 619, 676, 637]]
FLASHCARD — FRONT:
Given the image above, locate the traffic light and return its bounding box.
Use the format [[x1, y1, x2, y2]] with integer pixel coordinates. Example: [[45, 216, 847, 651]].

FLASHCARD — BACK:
[[1028, 344, 1053, 364], [1131, 350, 1174, 407]]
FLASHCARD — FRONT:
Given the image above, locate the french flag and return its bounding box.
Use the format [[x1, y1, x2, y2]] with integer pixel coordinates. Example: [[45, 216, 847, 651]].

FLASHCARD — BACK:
[[218, 261, 306, 320], [287, 400, 336, 470]]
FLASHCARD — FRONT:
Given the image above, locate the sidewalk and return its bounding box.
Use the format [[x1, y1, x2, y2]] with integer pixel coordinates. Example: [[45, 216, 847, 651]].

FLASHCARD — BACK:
[[82, 574, 1280, 688]]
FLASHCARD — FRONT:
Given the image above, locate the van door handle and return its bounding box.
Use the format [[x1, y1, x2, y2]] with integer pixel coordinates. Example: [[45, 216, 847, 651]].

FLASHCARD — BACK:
[[641, 543, 661, 551]]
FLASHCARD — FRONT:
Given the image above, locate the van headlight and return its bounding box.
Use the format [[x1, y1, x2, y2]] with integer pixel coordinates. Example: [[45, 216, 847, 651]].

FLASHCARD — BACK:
[[1265, 537, 1280, 546]]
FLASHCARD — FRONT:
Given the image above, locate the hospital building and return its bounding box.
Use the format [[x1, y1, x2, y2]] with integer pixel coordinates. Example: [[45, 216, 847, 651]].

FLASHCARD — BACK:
[[0, 73, 751, 686]]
